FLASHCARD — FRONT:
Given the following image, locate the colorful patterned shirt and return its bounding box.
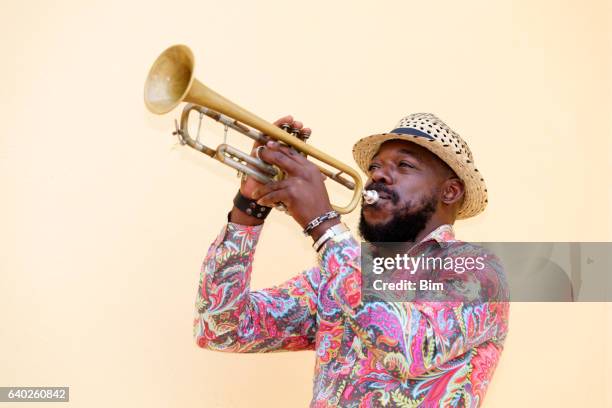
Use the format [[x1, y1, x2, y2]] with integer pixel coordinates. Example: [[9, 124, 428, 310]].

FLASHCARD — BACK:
[[194, 222, 509, 407]]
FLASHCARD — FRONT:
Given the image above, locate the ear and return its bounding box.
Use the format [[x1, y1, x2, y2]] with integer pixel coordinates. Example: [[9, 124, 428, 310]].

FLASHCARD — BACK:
[[440, 177, 465, 205]]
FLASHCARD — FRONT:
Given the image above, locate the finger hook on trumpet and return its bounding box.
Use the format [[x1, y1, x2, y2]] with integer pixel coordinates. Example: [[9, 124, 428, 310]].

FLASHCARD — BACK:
[[254, 145, 265, 162]]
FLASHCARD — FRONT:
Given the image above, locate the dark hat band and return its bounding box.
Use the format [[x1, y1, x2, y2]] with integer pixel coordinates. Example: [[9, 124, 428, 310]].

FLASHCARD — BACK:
[[390, 127, 435, 140]]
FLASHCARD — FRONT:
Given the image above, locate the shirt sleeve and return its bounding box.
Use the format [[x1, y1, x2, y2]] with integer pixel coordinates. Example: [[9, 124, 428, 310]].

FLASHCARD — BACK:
[[193, 222, 319, 353], [316, 232, 510, 379]]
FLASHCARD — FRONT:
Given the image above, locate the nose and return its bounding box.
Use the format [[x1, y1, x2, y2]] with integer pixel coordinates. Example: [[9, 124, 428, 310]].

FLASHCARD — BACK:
[[369, 165, 393, 185]]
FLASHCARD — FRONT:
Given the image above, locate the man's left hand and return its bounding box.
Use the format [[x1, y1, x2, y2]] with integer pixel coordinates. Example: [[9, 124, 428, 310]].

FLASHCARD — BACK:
[[252, 140, 335, 232]]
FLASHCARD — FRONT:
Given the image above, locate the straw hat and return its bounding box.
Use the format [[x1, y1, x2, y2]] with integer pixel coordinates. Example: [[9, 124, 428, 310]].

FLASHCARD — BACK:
[[352, 113, 487, 219]]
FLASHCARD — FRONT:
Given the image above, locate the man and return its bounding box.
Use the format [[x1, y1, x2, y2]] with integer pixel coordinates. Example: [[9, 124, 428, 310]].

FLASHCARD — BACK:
[[193, 113, 509, 407]]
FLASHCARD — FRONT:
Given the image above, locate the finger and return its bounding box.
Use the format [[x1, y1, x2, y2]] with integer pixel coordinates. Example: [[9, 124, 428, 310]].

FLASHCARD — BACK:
[[273, 115, 293, 127], [291, 121, 303, 131], [256, 189, 290, 208], [249, 139, 266, 153], [259, 144, 302, 174], [266, 141, 309, 164], [300, 128, 312, 138], [251, 179, 291, 200], [249, 134, 271, 152]]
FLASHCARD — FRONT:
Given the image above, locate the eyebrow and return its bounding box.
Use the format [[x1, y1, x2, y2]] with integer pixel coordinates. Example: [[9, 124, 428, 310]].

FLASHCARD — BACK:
[[372, 148, 422, 163]]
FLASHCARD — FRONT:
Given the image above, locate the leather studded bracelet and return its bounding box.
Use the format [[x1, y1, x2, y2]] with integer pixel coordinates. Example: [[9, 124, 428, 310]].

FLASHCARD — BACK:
[[233, 190, 272, 220]]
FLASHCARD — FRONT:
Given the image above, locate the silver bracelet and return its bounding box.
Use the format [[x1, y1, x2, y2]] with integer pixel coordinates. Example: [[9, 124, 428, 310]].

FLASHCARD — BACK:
[[313, 223, 350, 252], [302, 210, 339, 236]]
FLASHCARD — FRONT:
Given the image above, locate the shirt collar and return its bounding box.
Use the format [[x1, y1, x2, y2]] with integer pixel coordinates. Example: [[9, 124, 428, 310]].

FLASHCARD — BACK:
[[418, 224, 456, 244]]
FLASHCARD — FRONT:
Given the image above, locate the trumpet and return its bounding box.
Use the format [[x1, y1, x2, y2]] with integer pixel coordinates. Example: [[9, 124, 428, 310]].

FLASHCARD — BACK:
[[143, 44, 378, 213]]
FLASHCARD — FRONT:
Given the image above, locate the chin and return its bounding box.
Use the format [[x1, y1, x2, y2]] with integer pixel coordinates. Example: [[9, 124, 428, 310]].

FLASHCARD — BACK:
[[361, 204, 393, 225]]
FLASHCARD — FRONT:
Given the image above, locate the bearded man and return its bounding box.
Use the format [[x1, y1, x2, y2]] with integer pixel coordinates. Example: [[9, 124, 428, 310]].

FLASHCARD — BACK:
[[193, 113, 509, 407]]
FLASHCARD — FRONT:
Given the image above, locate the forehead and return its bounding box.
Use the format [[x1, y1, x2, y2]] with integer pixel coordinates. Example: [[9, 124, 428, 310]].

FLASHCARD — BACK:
[[371, 139, 435, 161]]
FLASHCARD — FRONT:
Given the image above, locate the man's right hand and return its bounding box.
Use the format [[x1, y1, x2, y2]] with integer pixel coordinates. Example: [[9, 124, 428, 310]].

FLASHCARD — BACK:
[[231, 115, 311, 225]]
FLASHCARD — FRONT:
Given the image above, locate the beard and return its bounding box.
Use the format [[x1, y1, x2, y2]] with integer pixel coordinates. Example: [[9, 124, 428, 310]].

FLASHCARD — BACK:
[[358, 187, 438, 243]]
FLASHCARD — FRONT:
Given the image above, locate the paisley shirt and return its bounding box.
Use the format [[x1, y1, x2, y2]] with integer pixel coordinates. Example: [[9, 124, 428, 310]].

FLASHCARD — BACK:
[[194, 222, 509, 407]]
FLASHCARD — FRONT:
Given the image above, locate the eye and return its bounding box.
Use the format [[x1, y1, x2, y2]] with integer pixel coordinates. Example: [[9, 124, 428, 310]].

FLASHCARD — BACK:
[[367, 163, 380, 172], [399, 161, 415, 169]]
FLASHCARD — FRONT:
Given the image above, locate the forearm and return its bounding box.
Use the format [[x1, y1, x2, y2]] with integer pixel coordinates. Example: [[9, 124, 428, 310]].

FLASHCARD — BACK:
[[193, 222, 262, 351], [194, 218, 319, 353]]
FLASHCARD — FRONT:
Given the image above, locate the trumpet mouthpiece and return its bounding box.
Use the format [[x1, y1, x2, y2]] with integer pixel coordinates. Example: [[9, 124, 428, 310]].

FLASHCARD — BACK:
[[362, 190, 379, 205]]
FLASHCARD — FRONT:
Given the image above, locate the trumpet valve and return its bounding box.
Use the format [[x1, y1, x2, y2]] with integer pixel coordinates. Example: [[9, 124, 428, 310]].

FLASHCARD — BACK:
[[298, 128, 311, 141], [280, 122, 311, 141]]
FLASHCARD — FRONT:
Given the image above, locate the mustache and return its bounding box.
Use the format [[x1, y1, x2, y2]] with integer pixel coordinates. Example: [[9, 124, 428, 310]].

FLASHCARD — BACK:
[[365, 182, 399, 204]]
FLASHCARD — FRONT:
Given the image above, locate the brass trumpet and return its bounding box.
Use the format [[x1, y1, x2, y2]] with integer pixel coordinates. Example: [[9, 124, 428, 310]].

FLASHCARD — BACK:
[[143, 44, 378, 214]]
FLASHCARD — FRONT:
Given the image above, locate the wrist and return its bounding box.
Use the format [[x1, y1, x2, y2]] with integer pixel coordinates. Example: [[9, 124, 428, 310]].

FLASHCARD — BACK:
[[229, 206, 265, 226], [312, 222, 350, 252], [230, 190, 271, 226], [302, 209, 339, 236], [309, 217, 341, 242]]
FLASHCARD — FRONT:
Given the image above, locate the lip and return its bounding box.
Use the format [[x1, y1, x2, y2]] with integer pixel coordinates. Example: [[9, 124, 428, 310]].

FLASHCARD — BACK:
[[363, 195, 392, 211], [375, 192, 391, 200]]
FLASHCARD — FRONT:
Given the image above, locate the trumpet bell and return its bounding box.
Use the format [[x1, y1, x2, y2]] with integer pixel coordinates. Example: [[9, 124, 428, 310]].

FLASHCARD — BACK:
[[144, 44, 195, 114]]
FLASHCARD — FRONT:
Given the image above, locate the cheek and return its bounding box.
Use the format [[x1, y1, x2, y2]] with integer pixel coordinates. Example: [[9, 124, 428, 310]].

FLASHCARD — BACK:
[[396, 175, 438, 201]]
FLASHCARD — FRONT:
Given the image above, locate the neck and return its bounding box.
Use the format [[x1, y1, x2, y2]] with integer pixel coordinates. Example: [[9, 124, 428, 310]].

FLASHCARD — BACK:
[[370, 217, 452, 258], [412, 214, 453, 243]]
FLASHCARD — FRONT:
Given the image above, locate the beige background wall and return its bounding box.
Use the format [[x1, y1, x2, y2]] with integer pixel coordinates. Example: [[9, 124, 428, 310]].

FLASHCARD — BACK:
[[1, 0, 610, 407]]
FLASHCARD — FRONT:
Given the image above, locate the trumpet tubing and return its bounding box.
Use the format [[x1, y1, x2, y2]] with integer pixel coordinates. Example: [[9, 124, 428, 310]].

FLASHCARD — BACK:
[[144, 44, 377, 213]]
